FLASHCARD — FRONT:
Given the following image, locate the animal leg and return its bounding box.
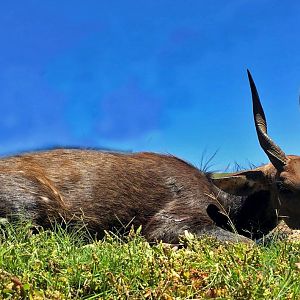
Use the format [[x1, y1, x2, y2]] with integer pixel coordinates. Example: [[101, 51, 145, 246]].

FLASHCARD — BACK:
[[192, 226, 254, 244]]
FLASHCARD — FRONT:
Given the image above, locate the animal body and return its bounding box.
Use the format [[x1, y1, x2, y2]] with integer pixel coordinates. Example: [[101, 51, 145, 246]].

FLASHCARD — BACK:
[[1, 70, 299, 243]]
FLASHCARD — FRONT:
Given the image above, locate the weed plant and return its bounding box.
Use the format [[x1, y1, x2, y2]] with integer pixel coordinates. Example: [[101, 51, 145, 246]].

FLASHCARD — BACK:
[[0, 221, 300, 299]]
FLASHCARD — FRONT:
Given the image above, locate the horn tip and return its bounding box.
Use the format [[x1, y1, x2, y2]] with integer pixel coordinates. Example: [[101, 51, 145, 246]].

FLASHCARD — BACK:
[[247, 69, 253, 81]]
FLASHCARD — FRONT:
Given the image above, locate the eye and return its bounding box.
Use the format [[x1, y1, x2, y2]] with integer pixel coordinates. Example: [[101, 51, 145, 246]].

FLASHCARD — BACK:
[[275, 181, 293, 194]]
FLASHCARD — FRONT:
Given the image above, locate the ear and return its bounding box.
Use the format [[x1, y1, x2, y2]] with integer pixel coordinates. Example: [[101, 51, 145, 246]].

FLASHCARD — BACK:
[[211, 170, 267, 196], [206, 204, 231, 230]]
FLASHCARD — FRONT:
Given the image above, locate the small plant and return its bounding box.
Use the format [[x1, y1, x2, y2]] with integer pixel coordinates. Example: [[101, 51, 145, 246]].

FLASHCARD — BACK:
[[0, 221, 300, 299]]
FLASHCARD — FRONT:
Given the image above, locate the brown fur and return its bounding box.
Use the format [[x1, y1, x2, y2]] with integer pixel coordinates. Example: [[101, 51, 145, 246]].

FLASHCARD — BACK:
[[2, 148, 299, 243], [0, 149, 235, 243]]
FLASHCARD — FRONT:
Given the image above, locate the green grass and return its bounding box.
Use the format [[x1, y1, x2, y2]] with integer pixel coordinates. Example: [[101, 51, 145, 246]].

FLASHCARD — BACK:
[[0, 222, 300, 299]]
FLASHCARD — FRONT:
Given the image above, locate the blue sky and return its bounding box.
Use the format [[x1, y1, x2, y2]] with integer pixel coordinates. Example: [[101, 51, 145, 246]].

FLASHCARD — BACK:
[[0, 1, 299, 171]]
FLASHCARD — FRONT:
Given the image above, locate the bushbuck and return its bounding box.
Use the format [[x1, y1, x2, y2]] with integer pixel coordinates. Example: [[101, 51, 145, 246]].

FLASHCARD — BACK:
[[0, 70, 298, 243]]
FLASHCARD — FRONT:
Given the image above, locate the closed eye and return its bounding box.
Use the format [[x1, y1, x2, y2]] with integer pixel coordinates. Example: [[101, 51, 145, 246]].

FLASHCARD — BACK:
[[275, 181, 293, 194]]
